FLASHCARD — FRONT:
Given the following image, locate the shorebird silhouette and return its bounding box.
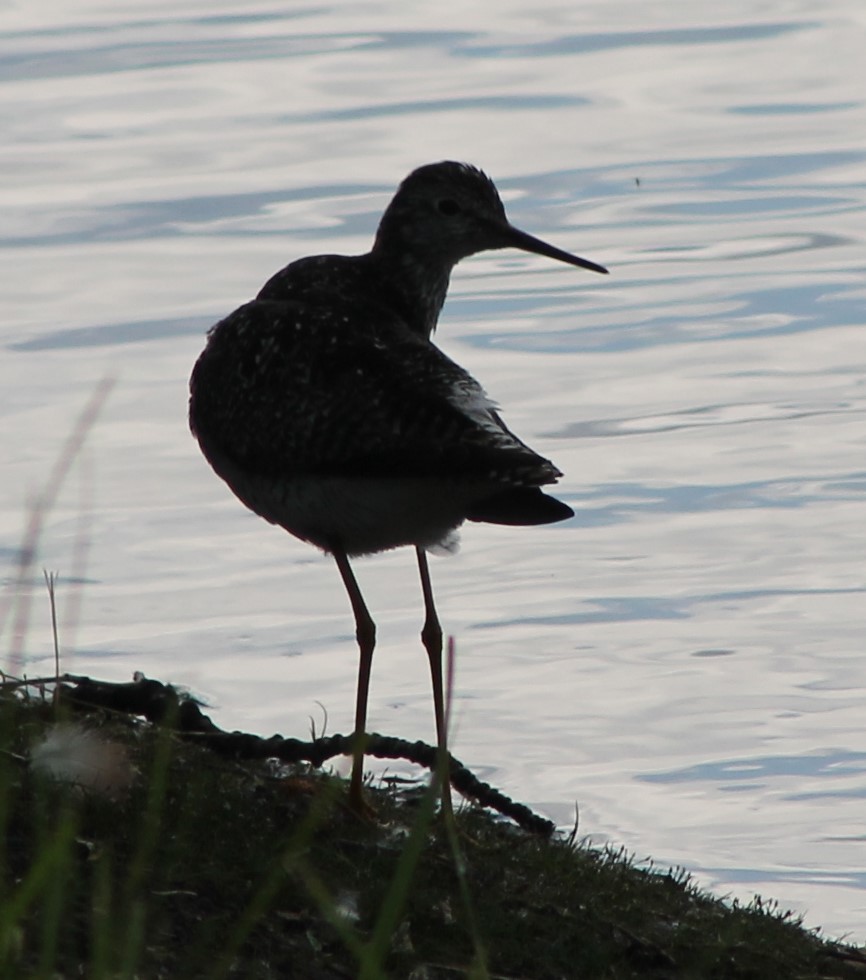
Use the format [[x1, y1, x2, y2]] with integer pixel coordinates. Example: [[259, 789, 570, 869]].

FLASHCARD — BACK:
[[189, 162, 607, 814]]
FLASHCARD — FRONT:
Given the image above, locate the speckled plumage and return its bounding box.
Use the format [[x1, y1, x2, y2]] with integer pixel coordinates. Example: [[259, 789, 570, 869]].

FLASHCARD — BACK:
[[190, 162, 607, 555], [188, 161, 607, 812], [190, 294, 570, 553]]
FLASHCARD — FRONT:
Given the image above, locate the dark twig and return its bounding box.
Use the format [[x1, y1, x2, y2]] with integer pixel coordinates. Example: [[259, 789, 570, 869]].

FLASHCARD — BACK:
[[26, 672, 555, 837]]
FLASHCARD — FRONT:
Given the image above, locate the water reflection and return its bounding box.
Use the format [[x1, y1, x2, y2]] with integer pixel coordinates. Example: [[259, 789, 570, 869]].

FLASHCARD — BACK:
[[9, 316, 211, 352], [477, 587, 866, 630], [642, 750, 866, 794], [464, 280, 864, 353]]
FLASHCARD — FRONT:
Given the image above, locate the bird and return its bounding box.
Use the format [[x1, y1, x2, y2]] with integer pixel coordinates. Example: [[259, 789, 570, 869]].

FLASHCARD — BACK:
[[189, 161, 608, 815]]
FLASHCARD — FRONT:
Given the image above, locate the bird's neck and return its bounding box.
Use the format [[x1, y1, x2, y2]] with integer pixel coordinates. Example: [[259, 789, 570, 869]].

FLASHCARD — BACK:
[[368, 246, 453, 339]]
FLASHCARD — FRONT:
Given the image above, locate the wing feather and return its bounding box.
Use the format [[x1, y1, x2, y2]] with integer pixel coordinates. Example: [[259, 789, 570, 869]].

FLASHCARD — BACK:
[[190, 298, 562, 489]]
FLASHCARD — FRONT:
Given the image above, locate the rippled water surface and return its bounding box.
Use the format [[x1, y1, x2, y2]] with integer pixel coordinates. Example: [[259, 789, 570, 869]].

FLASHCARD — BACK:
[[2, 0, 865, 937]]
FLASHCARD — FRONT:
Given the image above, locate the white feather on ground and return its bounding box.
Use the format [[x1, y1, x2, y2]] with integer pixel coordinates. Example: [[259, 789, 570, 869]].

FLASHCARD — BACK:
[[30, 724, 136, 799]]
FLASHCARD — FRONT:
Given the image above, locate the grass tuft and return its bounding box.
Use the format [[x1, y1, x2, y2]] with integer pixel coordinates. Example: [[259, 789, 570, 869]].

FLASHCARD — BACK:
[[0, 689, 864, 979]]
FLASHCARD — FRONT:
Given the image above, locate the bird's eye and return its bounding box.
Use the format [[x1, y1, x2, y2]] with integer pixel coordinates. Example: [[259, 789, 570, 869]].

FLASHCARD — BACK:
[[437, 198, 461, 216]]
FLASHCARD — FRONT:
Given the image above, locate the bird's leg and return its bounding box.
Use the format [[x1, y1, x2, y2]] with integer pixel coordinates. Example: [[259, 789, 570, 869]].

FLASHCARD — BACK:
[[416, 546, 453, 816], [333, 548, 376, 815]]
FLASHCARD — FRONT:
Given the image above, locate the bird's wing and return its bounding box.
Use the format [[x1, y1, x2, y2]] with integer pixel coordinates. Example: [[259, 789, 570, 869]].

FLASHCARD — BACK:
[[189, 298, 562, 487]]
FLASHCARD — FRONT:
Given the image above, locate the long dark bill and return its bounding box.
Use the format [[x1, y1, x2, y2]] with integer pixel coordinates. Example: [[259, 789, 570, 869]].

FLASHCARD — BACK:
[[504, 224, 609, 275]]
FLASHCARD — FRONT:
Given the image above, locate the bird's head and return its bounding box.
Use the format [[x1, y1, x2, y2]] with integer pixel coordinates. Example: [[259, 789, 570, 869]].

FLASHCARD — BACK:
[[373, 160, 608, 275]]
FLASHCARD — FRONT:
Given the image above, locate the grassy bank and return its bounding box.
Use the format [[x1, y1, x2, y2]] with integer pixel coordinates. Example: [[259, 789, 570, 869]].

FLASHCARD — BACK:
[[1, 682, 864, 979]]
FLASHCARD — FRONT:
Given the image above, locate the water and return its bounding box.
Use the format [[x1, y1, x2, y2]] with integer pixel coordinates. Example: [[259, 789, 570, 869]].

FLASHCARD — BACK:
[[2, 0, 865, 938]]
